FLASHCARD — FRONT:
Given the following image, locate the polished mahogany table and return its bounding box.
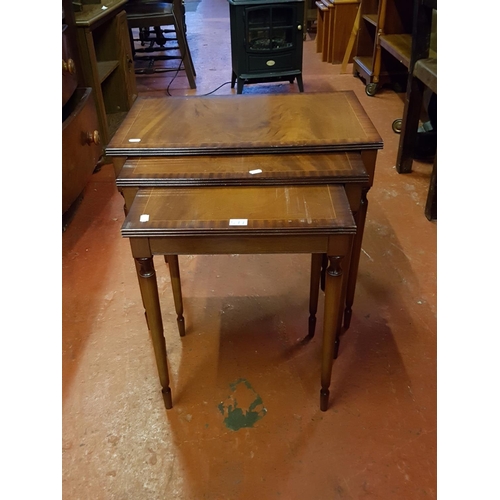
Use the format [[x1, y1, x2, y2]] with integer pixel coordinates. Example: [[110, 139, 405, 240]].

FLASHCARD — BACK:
[[107, 91, 383, 410], [122, 184, 356, 411], [108, 91, 382, 329]]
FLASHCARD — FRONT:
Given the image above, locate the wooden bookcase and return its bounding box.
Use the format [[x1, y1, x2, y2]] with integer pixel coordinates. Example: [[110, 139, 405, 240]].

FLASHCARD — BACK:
[[73, 0, 137, 145], [353, 0, 413, 96]]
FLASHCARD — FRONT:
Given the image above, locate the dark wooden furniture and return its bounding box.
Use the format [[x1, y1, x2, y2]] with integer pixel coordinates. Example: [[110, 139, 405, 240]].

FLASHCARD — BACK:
[[304, 0, 318, 34], [316, 0, 359, 64], [122, 185, 356, 410], [353, 0, 413, 96], [228, 0, 305, 93], [395, 0, 436, 220], [73, 0, 137, 145], [63, 0, 102, 217], [107, 91, 383, 410], [125, 0, 196, 88]]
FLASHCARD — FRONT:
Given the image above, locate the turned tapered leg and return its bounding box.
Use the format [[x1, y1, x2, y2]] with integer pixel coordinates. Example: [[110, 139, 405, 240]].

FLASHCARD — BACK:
[[308, 253, 323, 339], [164, 255, 186, 337], [344, 190, 368, 330], [320, 255, 344, 411], [136, 257, 173, 409], [334, 244, 352, 359]]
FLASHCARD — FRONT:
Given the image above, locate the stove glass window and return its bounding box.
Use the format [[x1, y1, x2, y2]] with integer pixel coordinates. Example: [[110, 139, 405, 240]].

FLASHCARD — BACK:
[[246, 5, 295, 52]]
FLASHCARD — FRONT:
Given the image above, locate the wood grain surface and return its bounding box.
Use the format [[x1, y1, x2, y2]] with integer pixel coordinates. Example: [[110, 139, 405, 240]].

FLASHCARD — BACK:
[[122, 185, 356, 237], [107, 91, 383, 156]]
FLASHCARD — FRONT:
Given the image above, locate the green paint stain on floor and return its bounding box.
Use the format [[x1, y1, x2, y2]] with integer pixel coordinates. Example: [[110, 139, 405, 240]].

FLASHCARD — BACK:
[[218, 378, 267, 431]]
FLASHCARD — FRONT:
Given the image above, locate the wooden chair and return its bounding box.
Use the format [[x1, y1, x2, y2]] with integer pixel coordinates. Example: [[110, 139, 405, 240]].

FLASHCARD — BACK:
[[126, 0, 196, 89], [395, 0, 437, 220]]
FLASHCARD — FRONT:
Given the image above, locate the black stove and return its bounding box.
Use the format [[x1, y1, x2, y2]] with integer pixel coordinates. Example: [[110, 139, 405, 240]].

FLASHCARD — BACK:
[[228, 0, 305, 93]]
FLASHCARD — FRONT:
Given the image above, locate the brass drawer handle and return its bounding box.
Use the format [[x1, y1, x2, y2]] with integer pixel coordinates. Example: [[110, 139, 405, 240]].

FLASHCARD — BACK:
[[86, 130, 100, 145], [62, 58, 76, 75]]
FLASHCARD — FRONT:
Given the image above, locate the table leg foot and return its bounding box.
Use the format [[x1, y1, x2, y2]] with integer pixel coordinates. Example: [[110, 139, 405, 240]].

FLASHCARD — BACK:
[[162, 387, 173, 409], [176, 317, 186, 337], [333, 338, 340, 359], [343, 308, 352, 330], [308, 316, 317, 338], [320, 389, 330, 411]]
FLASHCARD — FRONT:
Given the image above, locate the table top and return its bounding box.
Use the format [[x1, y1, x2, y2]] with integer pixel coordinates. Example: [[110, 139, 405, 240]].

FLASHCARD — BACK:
[[117, 152, 369, 187], [107, 91, 383, 157], [74, 0, 127, 27], [122, 185, 356, 237]]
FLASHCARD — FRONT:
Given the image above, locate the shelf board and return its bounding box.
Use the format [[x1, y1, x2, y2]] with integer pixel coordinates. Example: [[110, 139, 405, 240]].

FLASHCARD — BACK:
[[97, 60, 119, 83], [353, 56, 373, 76], [379, 34, 412, 68], [362, 14, 378, 26]]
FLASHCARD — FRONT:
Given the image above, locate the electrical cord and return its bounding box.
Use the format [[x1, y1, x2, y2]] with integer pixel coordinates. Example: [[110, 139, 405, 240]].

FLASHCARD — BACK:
[[133, 28, 233, 96], [165, 59, 232, 96]]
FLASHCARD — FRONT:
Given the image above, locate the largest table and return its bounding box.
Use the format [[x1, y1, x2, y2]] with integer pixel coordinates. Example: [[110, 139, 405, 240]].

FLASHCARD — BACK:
[[106, 91, 383, 407]]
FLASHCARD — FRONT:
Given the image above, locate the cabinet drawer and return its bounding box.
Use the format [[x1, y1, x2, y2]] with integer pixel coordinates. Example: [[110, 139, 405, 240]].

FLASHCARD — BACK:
[[62, 24, 78, 107], [62, 87, 102, 213]]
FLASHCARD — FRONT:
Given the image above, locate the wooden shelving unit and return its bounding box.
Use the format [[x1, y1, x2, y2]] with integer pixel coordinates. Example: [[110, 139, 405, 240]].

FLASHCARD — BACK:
[[352, 0, 413, 96], [379, 33, 411, 65], [73, 0, 137, 145]]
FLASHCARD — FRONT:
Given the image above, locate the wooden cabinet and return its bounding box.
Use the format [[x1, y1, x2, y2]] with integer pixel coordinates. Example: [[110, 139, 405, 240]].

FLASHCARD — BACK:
[[63, 0, 102, 217], [62, 88, 102, 214], [353, 0, 413, 95], [73, 0, 137, 145]]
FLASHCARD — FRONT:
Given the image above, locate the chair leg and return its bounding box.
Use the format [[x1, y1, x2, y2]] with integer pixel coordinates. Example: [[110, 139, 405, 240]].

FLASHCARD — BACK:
[[173, 17, 196, 89]]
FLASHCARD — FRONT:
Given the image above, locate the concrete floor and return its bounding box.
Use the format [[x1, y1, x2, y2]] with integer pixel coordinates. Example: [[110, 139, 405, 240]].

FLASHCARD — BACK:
[[62, 0, 437, 497]]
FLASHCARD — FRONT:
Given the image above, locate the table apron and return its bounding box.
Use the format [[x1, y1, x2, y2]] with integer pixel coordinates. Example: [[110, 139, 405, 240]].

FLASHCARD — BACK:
[[129, 234, 353, 257]]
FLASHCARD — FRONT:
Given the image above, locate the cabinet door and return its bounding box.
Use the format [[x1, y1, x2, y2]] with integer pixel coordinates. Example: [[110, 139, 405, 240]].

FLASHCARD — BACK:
[[62, 24, 78, 106], [62, 88, 102, 213]]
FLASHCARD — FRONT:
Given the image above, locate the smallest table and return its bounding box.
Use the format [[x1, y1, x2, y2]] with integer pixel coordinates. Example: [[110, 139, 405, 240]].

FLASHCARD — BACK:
[[122, 184, 356, 411]]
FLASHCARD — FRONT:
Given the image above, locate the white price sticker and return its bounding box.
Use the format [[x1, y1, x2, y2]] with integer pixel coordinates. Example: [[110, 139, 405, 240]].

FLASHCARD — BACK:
[[140, 214, 150, 222], [229, 219, 248, 226], [128, 138, 141, 143], [249, 169, 263, 175]]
